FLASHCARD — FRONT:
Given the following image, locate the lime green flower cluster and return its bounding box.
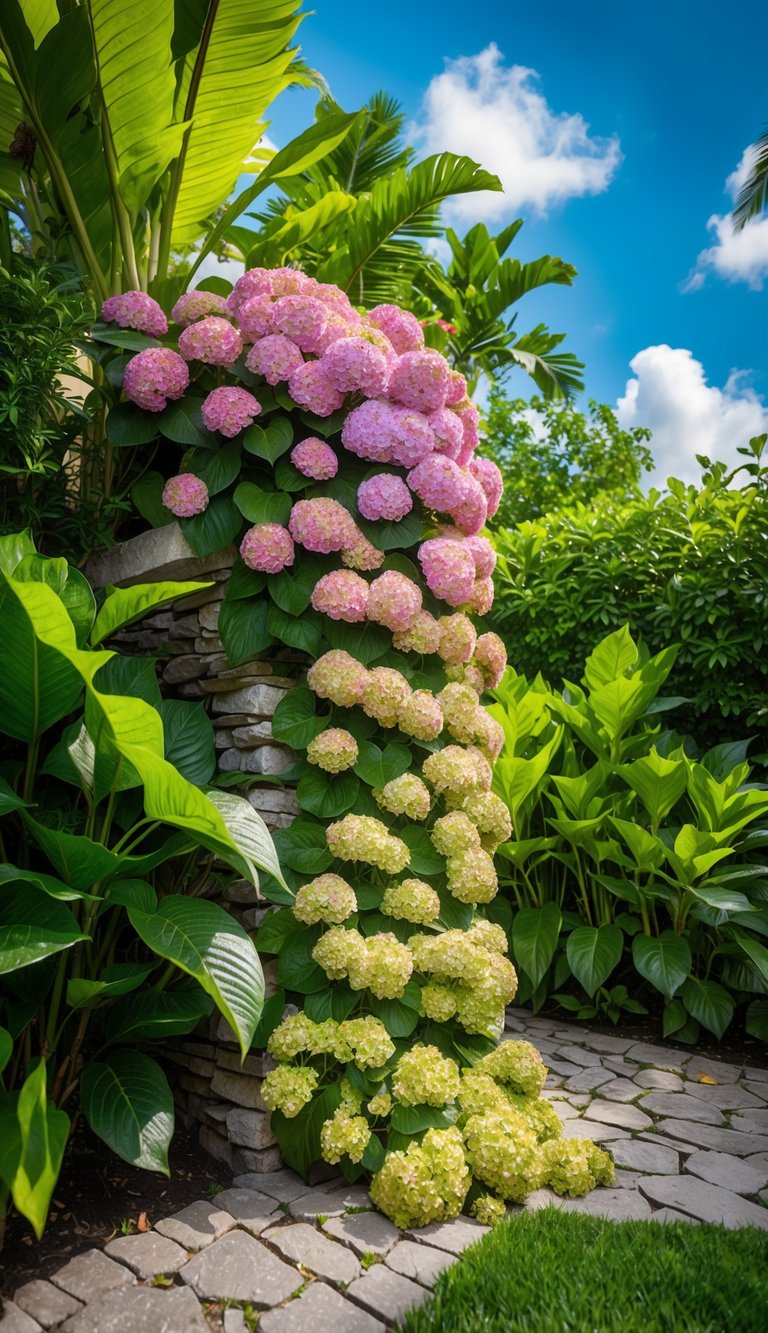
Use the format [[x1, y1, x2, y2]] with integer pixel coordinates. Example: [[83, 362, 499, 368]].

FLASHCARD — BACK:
[[369, 1127, 471, 1229], [312, 926, 414, 999], [320, 1105, 372, 1164], [470, 1195, 507, 1226], [391, 1044, 461, 1107], [463, 1105, 541, 1202], [381, 877, 441, 925], [540, 1138, 615, 1196], [476, 1041, 548, 1097], [463, 791, 513, 851], [367, 1091, 393, 1117], [261, 1065, 319, 1118], [438, 682, 486, 745], [422, 744, 492, 802], [411, 928, 518, 1036], [446, 847, 499, 904], [373, 772, 431, 820], [340, 1016, 397, 1068], [326, 814, 410, 873], [431, 811, 480, 857], [306, 726, 359, 773], [268, 1011, 394, 1069], [292, 873, 357, 925]]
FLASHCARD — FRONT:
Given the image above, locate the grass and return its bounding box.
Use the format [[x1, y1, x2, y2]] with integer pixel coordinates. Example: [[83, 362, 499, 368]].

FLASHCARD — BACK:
[[398, 1210, 768, 1333]]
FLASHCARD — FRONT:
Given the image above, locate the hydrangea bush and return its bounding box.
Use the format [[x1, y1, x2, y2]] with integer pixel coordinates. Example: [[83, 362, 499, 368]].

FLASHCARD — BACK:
[[101, 271, 613, 1227]]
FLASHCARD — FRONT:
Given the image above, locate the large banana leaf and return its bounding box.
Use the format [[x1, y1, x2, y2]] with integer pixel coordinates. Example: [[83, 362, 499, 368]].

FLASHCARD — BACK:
[[81, 1049, 174, 1172], [0, 1059, 69, 1239], [169, 0, 308, 246], [0, 566, 84, 742]]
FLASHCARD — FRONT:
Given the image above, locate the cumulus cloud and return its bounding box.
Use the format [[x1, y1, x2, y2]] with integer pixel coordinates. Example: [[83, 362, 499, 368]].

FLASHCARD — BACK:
[[683, 146, 768, 291], [412, 44, 622, 220], [616, 345, 768, 485]]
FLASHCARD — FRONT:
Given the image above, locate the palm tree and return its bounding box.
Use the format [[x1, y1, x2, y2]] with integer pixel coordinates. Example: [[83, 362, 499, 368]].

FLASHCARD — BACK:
[[732, 129, 768, 230]]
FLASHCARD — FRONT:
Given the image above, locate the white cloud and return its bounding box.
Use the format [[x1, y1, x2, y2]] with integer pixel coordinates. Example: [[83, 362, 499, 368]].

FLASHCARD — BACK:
[[412, 44, 622, 221], [616, 345, 768, 485], [683, 146, 768, 290]]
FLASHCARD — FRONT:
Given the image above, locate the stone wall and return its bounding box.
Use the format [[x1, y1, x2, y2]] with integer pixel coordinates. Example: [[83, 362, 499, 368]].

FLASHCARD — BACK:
[[87, 524, 300, 1171]]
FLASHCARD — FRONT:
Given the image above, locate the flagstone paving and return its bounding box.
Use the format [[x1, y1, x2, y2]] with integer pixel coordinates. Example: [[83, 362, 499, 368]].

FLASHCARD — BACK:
[[3, 1011, 767, 1332]]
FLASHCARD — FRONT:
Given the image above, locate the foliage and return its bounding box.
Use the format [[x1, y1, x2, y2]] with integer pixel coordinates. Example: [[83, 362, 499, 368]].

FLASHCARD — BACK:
[[0, 0, 320, 301], [733, 126, 768, 230], [488, 625, 768, 1043], [491, 438, 768, 748], [481, 387, 653, 527], [401, 1211, 768, 1333], [0, 533, 285, 1240]]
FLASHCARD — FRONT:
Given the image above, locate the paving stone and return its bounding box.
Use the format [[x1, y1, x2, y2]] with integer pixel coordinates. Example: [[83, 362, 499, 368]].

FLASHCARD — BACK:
[[561, 1189, 653, 1220], [232, 1169, 309, 1202], [260, 1279, 385, 1333], [654, 1119, 768, 1156], [264, 1222, 360, 1284], [638, 1175, 768, 1228], [651, 1207, 699, 1224], [59, 1285, 208, 1333], [581, 1033, 635, 1054], [685, 1057, 744, 1085], [386, 1239, 456, 1287], [557, 1091, 591, 1107], [731, 1108, 768, 1130], [556, 1045, 603, 1067], [609, 1140, 680, 1175], [226, 1107, 276, 1148], [211, 1187, 280, 1235], [288, 1185, 369, 1220], [745, 1066, 768, 1083], [560, 1118, 631, 1141], [154, 1200, 235, 1249], [13, 1282, 81, 1330], [625, 1043, 688, 1072], [103, 1231, 188, 1278], [223, 1311, 248, 1333], [346, 1265, 428, 1322], [597, 1077, 645, 1103], [614, 1170, 641, 1190], [583, 1100, 653, 1130], [521, 1188, 564, 1211], [683, 1082, 765, 1110], [684, 1150, 768, 1194], [747, 1152, 768, 1170], [639, 1131, 701, 1154], [641, 1092, 726, 1125], [564, 1067, 615, 1093], [632, 1068, 683, 1091], [0, 1302, 42, 1331], [50, 1250, 134, 1303], [323, 1210, 401, 1257], [181, 1230, 301, 1305], [405, 1218, 489, 1254], [545, 1057, 585, 1077], [602, 1056, 635, 1076], [745, 1081, 768, 1100]]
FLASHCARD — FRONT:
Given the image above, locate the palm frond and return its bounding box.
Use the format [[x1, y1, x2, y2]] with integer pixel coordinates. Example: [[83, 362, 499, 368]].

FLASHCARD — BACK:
[[732, 129, 768, 230]]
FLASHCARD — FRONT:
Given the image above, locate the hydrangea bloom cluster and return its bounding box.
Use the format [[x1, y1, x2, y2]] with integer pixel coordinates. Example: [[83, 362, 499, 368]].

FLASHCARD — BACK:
[[111, 271, 612, 1232], [102, 290, 167, 338]]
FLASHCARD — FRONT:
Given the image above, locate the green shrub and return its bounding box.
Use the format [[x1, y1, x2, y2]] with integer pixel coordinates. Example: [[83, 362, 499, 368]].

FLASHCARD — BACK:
[[488, 625, 768, 1043], [0, 533, 285, 1242], [491, 438, 768, 748]]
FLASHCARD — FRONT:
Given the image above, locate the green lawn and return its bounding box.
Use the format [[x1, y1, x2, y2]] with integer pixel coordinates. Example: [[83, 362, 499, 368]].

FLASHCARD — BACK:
[[399, 1209, 768, 1333]]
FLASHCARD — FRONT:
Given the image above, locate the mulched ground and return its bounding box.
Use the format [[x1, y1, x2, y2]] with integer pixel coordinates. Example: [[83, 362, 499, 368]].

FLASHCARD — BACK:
[[0, 1118, 229, 1298]]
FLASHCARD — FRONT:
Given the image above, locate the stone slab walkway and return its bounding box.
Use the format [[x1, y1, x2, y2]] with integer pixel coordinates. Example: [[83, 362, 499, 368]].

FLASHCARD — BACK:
[[3, 1012, 767, 1332]]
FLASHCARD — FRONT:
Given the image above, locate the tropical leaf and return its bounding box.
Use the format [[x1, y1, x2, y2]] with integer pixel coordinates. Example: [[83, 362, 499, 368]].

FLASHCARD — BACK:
[[81, 1050, 174, 1172], [90, 579, 212, 645], [0, 1060, 69, 1239]]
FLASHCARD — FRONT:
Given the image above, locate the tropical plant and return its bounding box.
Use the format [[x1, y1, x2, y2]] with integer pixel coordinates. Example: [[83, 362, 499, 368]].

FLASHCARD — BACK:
[[491, 437, 768, 748], [487, 626, 768, 1044], [0, 532, 285, 1242], [480, 387, 653, 527], [733, 126, 768, 229]]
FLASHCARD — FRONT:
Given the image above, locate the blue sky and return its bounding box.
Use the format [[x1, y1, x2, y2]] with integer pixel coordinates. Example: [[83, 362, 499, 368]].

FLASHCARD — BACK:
[[259, 0, 768, 481]]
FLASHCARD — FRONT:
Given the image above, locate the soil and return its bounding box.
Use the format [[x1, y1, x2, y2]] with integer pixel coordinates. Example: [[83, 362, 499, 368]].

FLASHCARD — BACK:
[[0, 1117, 229, 1298]]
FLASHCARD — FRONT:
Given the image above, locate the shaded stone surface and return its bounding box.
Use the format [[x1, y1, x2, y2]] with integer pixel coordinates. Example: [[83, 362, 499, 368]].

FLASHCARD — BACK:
[[103, 1231, 188, 1278], [0, 1303, 42, 1332], [683, 1150, 768, 1194], [641, 1092, 725, 1125], [264, 1222, 360, 1284], [560, 1118, 630, 1141], [587, 1100, 653, 1130], [50, 1250, 133, 1303], [633, 1069, 683, 1091], [154, 1200, 235, 1249], [324, 1210, 401, 1257], [233, 1169, 309, 1202], [683, 1082, 766, 1110], [564, 1068, 615, 1093], [181, 1230, 301, 1306], [625, 1043, 687, 1072], [638, 1174, 768, 1228], [212, 1187, 280, 1235], [346, 1265, 428, 1322], [59, 1285, 208, 1333], [288, 1185, 370, 1220], [561, 1189, 653, 1220], [405, 1218, 489, 1254], [610, 1140, 680, 1175], [260, 1280, 386, 1332], [598, 1077, 647, 1103], [13, 1281, 81, 1330], [654, 1120, 768, 1156], [386, 1240, 456, 1288]]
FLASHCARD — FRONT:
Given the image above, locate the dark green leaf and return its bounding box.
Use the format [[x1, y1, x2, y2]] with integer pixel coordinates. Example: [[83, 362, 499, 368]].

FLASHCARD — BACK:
[[566, 924, 623, 997], [157, 398, 218, 447], [160, 700, 215, 786], [390, 1104, 458, 1133], [512, 904, 562, 988], [106, 989, 214, 1043], [400, 826, 444, 876], [272, 686, 328, 747], [271, 1083, 343, 1180], [81, 1050, 174, 1173], [632, 932, 692, 999], [297, 767, 360, 819], [105, 402, 160, 447], [680, 976, 734, 1039], [354, 741, 412, 788], [182, 494, 242, 557], [233, 482, 292, 526], [243, 416, 294, 464], [267, 604, 324, 655], [218, 598, 273, 665]]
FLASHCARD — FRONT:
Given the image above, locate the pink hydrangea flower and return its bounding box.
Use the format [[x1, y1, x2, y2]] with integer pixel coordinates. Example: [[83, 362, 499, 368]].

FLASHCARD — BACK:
[[445, 371, 468, 406], [312, 310, 359, 355], [171, 290, 227, 327], [270, 295, 328, 352], [366, 570, 422, 632], [357, 474, 413, 522], [226, 268, 274, 316], [270, 267, 312, 297], [437, 613, 477, 665], [178, 316, 243, 366], [418, 537, 477, 607], [468, 576, 494, 616], [407, 455, 469, 513], [123, 347, 189, 411], [307, 649, 369, 707], [288, 362, 345, 416], [341, 400, 397, 463], [311, 570, 369, 622], [449, 473, 488, 536], [240, 523, 295, 573], [392, 609, 442, 655], [389, 407, 435, 468], [388, 349, 451, 413], [290, 437, 338, 480], [289, 498, 358, 554], [341, 533, 385, 571], [464, 534, 497, 579], [456, 402, 480, 466], [312, 281, 355, 314], [469, 456, 504, 519], [246, 334, 303, 384], [474, 632, 507, 688], [237, 295, 275, 341], [162, 473, 209, 518], [428, 407, 464, 459], [201, 386, 261, 437], [321, 337, 389, 398], [102, 290, 167, 338], [368, 304, 425, 355]]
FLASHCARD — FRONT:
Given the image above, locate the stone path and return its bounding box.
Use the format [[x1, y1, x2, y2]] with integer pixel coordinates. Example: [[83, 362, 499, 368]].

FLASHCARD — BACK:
[[3, 1013, 767, 1332]]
